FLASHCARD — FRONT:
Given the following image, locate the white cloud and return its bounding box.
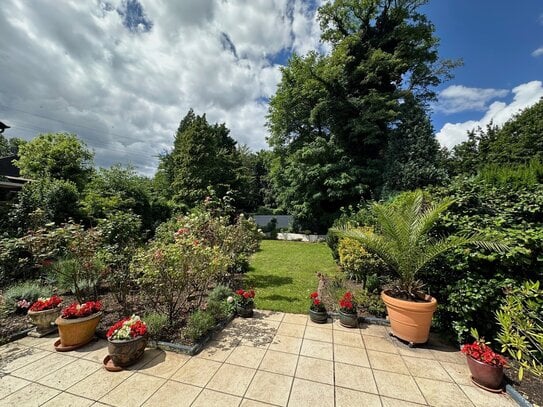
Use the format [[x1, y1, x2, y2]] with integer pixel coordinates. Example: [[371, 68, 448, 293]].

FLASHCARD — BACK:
[[0, 0, 323, 175], [435, 85, 509, 114], [532, 47, 543, 57], [436, 81, 543, 149]]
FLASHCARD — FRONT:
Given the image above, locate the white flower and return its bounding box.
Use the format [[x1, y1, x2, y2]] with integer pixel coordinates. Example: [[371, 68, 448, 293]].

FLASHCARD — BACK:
[[227, 296, 234, 303]]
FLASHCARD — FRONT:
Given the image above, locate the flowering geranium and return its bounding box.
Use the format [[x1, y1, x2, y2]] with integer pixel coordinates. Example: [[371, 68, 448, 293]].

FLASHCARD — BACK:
[[61, 301, 102, 319], [339, 292, 356, 314], [234, 289, 255, 308], [16, 299, 32, 310], [107, 315, 148, 340], [29, 295, 62, 312], [461, 338, 507, 367], [309, 292, 326, 312]]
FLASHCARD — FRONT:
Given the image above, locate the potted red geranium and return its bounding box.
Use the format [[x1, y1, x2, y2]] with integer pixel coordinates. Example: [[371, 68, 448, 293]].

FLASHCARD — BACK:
[[27, 295, 62, 336], [309, 292, 327, 324], [54, 300, 102, 351], [338, 292, 358, 328], [461, 329, 507, 392], [105, 315, 148, 371], [235, 289, 255, 318]]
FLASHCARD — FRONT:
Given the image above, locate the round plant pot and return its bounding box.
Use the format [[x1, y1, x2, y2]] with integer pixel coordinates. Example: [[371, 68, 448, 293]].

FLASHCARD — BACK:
[[381, 290, 437, 345], [339, 310, 358, 328], [309, 309, 328, 324], [55, 311, 102, 350], [108, 335, 148, 368], [466, 355, 504, 392], [236, 305, 254, 318], [28, 307, 60, 334]]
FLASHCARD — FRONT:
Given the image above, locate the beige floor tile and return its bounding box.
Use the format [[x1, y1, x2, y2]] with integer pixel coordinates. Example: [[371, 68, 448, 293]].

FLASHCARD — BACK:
[[13, 335, 55, 348], [300, 339, 333, 360], [245, 371, 293, 406], [332, 319, 359, 332], [37, 358, 100, 390], [397, 345, 436, 360], [142, 380, 202, 407], [307, 319, 333, 329], [238, 335, 273, 349], [137, 351, 190, 378], [334, 344, 369, 367], [335, 387, 382, 407], [196, 340, 236, 362], [335, 362, 378, 394], [11, 352, 76, 381], [359, 323, 389, 337], [362, 335, 398, 354], [439, 361, 472, 385], [240, 399, 276, 406], [269, 335, 303, 354], [41, 392, 94, 407], [373, 370, 426, 404], [277, 322, 306, 338], [66, 368, 133, 400], [191, 389, 242, 407], [288, 378, 334, 407], [0, 375, 30, 399], [381, 397, 427, 406], [304, 326, 333, 342], [367, 350, 409, 375], [0, 383, 60, 407], [430, 349, 465, 364], [171, 357, 222, 387], [206, 363, 256, 396], [259, 350, 298, 376], [334, 331, 364, 347], [125, 348, 163, 371], [403, 356, 452, 381], [0, 346, 49, 373], [460, 384, 517, 407], [415, 377, 473, 407], [253, 309, 285, 322], [295, 356, 334, 385], [282, 313, 308, 325], [226, 345, 266, 369], [99, 372, 165, 407], [70, 339, 107, 358]]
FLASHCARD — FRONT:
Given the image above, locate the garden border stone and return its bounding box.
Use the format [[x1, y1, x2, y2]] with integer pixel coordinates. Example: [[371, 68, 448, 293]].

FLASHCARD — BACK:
[[1, 327, 33, 345], [506, 384, 534, 407]]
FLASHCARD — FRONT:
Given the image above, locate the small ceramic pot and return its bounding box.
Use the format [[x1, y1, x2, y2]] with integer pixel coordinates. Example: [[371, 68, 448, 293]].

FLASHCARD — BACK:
[[309, 309, 328, 324], [339, 310, 358, 328], [466, 355, 504, 391], [108, 335, 148, 368], [236, 305, 254, 318], [28, 307, 60, 333]]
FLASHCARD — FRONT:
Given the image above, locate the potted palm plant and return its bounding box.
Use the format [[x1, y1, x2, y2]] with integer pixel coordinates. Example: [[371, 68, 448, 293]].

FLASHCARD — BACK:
[[105, 315, 148, 371], [334, 190, 505, 346], [27, 295, 63, 337], [54, 300, 102, 351], [309, 292, 328, 323]]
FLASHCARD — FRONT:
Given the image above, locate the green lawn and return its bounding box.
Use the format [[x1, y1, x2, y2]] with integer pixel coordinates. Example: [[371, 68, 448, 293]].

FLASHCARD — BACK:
[[245, 240, 339, 313]]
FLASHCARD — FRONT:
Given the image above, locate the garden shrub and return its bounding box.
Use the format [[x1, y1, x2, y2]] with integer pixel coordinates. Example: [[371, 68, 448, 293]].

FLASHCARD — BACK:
[[0, 237, 32, 286], [185, 310, 215, 341], [496, 280, 543, 380], [3, 281, 51, 311], [206, 299, 231, 322], [143, 311, 169, 340], [208, 284, 233, 302]]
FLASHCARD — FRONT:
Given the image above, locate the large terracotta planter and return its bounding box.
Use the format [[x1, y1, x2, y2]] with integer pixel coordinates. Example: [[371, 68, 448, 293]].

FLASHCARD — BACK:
[[466, 355, 504, 392], [28, 307, 60, 334], [309, 309, 328, 324], [236, 305, 254, 318], [339, 310, 358, 328], [55, 311, 102, 350], [381, 290, 437, 345], [108, 335, 148, 368]]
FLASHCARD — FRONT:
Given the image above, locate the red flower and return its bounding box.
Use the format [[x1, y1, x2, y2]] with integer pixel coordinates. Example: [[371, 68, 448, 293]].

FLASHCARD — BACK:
[[107, 318, 129, 338], [461, 340, 507, 367], [236, 289, 244, 295], [313, 299, 321, 306], [61, 301, 102, 319], [248, 290, 255, 298], [310, 292, 318, 299], [243, 292, 251, 299], [29, 295, 62, 312]]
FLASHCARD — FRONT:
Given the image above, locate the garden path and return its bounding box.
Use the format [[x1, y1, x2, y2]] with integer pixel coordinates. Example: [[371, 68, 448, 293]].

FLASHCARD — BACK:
[[0, 311, 516, 407]]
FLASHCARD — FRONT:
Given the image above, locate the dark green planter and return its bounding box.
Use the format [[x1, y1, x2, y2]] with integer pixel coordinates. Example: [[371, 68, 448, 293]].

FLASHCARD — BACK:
[[339, 310, 358, 328], [236, 305, 254, 318], [309, 309, 328, 324]]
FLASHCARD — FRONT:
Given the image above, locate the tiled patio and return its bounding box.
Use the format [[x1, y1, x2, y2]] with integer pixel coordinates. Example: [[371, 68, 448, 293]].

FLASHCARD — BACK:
[[0, 310, 516, 407]]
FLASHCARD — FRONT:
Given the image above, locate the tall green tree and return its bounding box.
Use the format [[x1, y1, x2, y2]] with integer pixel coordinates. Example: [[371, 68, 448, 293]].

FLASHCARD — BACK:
[[15, 133, 94, 189], [267, 0, 457, 231]]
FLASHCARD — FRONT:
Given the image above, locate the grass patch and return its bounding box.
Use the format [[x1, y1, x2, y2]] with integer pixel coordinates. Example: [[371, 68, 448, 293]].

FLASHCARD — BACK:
[[245, 240, 339, 313]]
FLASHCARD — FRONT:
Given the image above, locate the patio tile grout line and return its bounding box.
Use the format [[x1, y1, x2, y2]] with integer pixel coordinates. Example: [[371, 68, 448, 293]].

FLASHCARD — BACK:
[[357, 325, 384, 406], [285, 316, 307, 407]]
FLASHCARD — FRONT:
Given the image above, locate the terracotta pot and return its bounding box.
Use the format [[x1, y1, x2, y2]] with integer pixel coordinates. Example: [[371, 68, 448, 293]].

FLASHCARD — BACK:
[[108, 335, 148, 367], [339, 310, 358, 328], [28, 307, 60, 333], [236, 305, 253, 318], [466, 355, 504, 391], [55, 312, 102, 349], [381, 290, 437, 345], [309, 309, 328, 324]]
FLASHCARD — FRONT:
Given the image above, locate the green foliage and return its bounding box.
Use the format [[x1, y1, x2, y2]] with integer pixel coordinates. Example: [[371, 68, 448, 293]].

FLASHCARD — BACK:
[[15, 133, 93, 189], [208, 284, 233, 302], [0, 237, 32, 286], [496, 281, 543, 380], [185, 310, 216, 341], [143, 311, 169, 340], [477, 160, 543, 188], [3, 281, 51, 311], [206, 298, 232, 322], [337, 234, 387, 287]]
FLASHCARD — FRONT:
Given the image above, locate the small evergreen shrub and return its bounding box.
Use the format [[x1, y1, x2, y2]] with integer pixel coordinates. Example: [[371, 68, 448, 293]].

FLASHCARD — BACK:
[[185, 310, 215, 341], [143, 311, 169, 340], [3, 281, 51, 311]]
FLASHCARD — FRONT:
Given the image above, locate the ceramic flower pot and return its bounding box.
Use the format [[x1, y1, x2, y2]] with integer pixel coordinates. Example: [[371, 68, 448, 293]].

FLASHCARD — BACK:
[[55, 311, 102, 350], [309, 309, 328, 324], [28, 308, 60, 334], [381, 290, 437, 345], [236, 305, 253, 318], [108, 335, 148, 368], [466, 355, 504, 391], [339, 310, 358, 328]]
